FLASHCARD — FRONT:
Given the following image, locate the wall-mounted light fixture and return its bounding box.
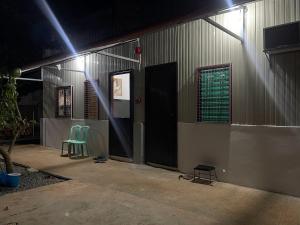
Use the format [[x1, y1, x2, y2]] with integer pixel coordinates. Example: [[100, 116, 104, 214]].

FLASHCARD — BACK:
[[204, 5, 246, 43], [74, 56, 85, 71], [224, 8, 244, 37]]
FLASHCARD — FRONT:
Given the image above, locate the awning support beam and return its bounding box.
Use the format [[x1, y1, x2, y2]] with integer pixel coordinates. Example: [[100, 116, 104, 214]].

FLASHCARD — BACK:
[[1, 76, 43, 82], [96, 51, 140, 63], [203, 6, 246, 43], [21, 38, 141, 73], [203, 17, 243, 42], [44, 66, 85, 74], [96, 37, 142, 69]]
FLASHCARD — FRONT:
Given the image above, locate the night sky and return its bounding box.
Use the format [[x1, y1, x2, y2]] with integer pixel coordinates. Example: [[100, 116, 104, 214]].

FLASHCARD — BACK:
[[0, 0, 253, 68]]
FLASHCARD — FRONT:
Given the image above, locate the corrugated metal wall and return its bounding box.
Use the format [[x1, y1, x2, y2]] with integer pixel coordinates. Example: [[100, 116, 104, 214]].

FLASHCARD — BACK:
[[43, 0, 300, 125], [141, 0, 300, 124], [42, 42, 139, 120]]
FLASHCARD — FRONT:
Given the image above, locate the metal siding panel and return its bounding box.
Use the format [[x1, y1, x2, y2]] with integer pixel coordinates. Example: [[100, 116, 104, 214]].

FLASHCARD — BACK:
[[296, 51, 300, 125], [264, 0, 275, 27], [288, 53, 297, 125], [274, 55, 285, 125], [285, 0, 295, 22], [255, 1, 266, 125], [269, 63, 276, 125], [275, 0, 286, 24], [246, 4, 253, 125], [297, 0, 300, 20]]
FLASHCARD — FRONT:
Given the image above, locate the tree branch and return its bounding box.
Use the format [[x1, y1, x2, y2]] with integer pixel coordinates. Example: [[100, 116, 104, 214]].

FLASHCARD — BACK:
[[7, 101, 22, 155], [8, 130, 20, 155], [0, 147, 14, 173], [15, 101, 22, 118]]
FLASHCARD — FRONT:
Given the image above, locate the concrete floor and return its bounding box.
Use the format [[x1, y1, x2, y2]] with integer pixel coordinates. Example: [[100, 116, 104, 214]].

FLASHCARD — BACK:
[[1, 145, 300, 225]]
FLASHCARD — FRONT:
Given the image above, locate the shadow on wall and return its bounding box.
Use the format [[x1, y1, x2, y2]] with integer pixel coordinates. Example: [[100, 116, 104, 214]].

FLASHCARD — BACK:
[[269, 51, 300, 126], [242, 36, 300, 126], [42, 118, 109, 157]]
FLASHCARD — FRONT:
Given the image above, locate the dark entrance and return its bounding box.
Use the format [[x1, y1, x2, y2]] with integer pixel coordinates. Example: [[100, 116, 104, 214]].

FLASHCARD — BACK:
[[145, 62, 177, 169], [109, 70, 134, 160]]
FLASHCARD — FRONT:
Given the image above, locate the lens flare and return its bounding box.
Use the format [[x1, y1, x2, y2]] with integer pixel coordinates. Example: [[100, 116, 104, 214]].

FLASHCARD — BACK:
[[225, 0, 234, 7], [35, 0, 76, 54], [37, 0, 131, 155]]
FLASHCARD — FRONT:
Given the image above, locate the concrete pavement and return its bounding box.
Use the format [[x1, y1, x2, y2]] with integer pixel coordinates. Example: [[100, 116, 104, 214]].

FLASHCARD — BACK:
[[1, 145, 300, 225]]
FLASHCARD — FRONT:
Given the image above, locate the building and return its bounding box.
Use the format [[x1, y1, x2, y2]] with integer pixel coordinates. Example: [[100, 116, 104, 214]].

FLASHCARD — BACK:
[[23, 0, 300, 197]]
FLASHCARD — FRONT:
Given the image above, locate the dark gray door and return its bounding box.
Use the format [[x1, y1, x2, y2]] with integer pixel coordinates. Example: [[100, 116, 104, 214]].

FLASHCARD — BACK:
[[145, 62, 177, 168]]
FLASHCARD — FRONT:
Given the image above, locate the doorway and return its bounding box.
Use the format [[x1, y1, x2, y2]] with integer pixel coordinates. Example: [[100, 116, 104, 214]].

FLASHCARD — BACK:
[[145, 62, 177, 169], [109, 70, 134, 161]]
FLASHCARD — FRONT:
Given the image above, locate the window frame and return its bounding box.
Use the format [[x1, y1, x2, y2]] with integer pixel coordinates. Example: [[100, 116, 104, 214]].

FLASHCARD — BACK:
[[196, 63, 232, 124], [55, 85, 73, 118], [109, 69, 134, 120]]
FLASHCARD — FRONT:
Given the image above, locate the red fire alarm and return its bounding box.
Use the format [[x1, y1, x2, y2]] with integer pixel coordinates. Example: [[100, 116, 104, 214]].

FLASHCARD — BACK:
[[135, 46, 142, 55]]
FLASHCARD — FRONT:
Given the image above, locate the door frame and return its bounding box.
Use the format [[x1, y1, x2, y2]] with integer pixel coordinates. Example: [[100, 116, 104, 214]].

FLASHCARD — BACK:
[[108, 69, 134, 160], [144, 62, 178, 169]]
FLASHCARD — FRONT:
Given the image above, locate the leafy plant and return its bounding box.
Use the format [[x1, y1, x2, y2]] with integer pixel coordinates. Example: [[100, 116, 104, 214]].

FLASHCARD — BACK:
[[0, 68, 33, 173]]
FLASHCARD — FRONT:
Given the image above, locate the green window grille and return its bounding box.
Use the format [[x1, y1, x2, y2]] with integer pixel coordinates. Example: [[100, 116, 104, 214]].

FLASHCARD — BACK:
[[197, 65, 231, 123]]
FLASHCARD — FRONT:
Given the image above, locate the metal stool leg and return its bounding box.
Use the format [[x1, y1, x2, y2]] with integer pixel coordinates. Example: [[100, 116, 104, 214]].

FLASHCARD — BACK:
[[61, 143, 64, 156], [85, 144, 89, 157], [81, 145, 84, 157], [193, 169, 195, 181], [68, 144, 71, 158]]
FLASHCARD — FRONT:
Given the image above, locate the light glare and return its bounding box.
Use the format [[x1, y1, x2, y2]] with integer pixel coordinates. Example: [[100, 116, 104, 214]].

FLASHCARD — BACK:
[[225, 0, 234, 7], [224, 9, 243, 36], [35, 0, 76, 54], [74, 56, 85, 71]]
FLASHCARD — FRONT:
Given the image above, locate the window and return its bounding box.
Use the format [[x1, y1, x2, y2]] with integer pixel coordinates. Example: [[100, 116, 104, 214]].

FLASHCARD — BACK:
[[197, 65, 231, 123], [84, 80, 99, 120], [56, 86, 73, 118], [111, 72, 130, 118]]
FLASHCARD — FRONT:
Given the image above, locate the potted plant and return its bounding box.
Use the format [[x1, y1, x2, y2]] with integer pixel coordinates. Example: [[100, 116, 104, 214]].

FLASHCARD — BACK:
[[0, 67, 33, 187]]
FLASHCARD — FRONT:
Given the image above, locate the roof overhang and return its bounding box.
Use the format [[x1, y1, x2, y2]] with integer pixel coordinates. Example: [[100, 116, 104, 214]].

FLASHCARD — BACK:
[[21, 0, 257, 73]]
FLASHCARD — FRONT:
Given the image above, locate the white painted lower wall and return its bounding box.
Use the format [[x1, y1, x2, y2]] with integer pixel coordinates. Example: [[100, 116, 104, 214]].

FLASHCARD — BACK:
[[178, 122, 300, 197], [40, 118, 300, 197], [41, 118, 109, 157], [41, 118, 144, 163]]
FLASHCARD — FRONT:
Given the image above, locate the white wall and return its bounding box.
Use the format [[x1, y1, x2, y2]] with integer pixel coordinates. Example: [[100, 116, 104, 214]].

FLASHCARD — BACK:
[[178, 122, 300, 197], [41, 118, 109, 157]]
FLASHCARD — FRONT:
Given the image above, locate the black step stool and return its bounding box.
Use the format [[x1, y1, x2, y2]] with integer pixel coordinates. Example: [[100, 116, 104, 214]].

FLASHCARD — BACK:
[[193, 164, 217, 183]]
